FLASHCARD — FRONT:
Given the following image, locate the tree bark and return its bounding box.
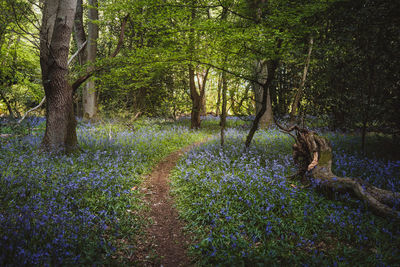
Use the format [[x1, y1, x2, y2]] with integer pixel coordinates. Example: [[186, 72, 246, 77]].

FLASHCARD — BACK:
[[188, 0, 201, 129], [40, 0, 78, 152], [288, 126, 400, 220], [73, 0, 87, 65], [188, 51, 210, 128], [290, 36, 313, 122], [263, 86, 274, 128], [216, 73, 222, 116], [201, 85, 207, 116], [245, 59, 278, 148], [220, 71, 227, 146], [253, 60, 273, 129], [72, 0, 86, 118], [83, 0, 98, 120], [189, 64, 201, 129], [196, 67, 209, 117]]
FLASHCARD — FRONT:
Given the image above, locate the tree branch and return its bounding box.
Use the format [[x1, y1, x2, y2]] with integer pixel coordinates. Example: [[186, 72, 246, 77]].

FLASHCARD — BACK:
[[72, 15, 129, 92], [68, 40, 87, 65], [17, 96, 46, 124], [193, 59, 261, 86]]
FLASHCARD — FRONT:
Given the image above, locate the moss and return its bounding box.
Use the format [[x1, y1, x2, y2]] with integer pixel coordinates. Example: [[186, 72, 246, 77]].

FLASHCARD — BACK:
[[319, 150, 332, 167]]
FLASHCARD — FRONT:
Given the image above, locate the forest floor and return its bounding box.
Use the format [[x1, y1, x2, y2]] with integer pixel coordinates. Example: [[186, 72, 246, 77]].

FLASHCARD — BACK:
[[134, 142, 204, 266]]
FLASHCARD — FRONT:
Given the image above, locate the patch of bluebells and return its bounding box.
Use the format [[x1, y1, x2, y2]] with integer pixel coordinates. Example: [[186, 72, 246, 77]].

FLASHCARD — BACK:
[[23, 116, 46, 128], [0, 120, 207, 266], [0, 116, 46, 136], [171, 128, 400, 266]]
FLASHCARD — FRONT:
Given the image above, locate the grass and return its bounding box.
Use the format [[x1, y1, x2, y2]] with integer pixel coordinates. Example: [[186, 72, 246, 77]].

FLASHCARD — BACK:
[[170, 128, 400, 266]]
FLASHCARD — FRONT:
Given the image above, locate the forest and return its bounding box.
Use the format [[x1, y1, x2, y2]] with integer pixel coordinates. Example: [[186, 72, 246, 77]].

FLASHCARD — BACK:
[[0, 0, 399, 266]]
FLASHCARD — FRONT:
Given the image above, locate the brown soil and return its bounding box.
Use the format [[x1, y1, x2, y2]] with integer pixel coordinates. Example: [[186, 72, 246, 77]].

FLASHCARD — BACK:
[[134, 143, 202, 266]]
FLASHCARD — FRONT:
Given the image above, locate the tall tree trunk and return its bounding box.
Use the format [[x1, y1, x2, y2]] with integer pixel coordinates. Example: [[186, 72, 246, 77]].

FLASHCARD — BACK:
[[73, 0, 86, 118], [73, 0, 87, 65], [188, 0, 201, 129], [220, 71, 227, 146], [83, 0, 98, 120], [290, 36, 313, 121], [189, 64, 201, 129], [40, 0, 78, 152]]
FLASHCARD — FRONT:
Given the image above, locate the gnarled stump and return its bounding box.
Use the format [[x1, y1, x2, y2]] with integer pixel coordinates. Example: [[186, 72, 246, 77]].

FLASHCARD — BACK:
[[289, 127, 400, 220]]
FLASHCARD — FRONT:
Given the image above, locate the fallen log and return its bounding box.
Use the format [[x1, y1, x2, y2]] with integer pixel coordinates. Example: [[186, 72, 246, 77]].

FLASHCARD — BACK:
[[278, 124, 400, 220]]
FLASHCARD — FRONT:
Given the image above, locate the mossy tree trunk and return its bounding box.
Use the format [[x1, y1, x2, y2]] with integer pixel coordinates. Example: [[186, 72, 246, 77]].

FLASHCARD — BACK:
[[289, 127, 400, 220]]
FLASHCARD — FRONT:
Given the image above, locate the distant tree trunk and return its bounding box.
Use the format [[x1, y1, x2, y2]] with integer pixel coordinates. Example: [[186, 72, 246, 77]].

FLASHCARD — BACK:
[[253, 60, 273, 129], [361, 53, 374, 154], [220, 71, 227, 146], [73, 0, 87, 65], [73, 0, 86, 118], [188, 1, 201, 129], [290, 36, 313, 122], [245, 59, 279, 148], [0, 91, 15, 118], [189, 64, 201, 129], [196, 68, 209, 117], [361, 115, 368, 154], [188, 65, 209, 129], [263, 86, 274, 128], [248, 0, 272, 130], [201, 86, 207, 116], [83, 0, 98, 120], [40, 0, 78, 152], [287, 126, 400, 220], [216, 73, 222, 116], [216, 5, 228, 118]]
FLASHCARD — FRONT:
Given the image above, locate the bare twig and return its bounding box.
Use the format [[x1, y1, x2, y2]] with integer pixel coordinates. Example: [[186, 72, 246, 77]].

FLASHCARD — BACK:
[[17, 96, 46, 124], [68, 40, 87, 65]]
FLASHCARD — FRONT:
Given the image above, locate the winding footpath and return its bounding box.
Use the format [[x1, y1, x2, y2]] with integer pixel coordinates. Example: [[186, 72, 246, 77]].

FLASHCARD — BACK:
[[134, 142, 203, 266]]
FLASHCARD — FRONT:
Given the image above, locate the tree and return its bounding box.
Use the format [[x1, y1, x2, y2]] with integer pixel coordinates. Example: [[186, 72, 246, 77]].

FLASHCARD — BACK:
[[187, 1, 204, 129], [0, 0, 42, 118], [82, 0, 99, 120], [280, 124, 400, 220], [220, 71, 227, 145], [253, 60, 274, 129], [72, 0, 86, 117], [189, 65, 209, 129], [39, 0, 78, 152]]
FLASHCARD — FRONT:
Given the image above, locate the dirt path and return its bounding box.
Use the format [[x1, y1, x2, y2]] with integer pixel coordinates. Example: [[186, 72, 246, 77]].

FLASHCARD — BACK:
[[134, 143, 202, 266]]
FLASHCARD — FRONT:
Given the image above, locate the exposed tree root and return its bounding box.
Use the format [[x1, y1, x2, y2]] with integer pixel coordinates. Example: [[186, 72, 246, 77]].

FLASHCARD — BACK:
[[278, 123, 400, 220]]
